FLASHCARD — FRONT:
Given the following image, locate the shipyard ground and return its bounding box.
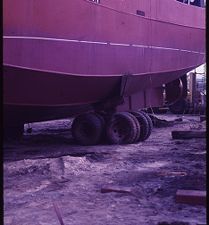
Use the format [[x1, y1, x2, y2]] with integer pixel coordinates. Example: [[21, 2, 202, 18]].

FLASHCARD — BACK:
[[4, 114, 206, 225]]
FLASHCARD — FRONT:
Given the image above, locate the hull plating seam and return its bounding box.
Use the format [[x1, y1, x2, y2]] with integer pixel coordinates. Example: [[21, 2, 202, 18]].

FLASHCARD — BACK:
[[4, 63, 202, 78], [3, 36, 205, 55]]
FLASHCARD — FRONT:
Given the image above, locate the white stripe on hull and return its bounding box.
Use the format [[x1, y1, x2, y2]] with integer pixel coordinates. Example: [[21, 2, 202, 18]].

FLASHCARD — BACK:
[[3, 35, 205, 55]]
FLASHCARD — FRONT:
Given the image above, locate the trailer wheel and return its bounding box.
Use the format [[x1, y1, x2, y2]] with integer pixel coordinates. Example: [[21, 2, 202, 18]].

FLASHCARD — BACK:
[[94, 112, 107, 142], [129, 113, 141, 143], [72, 113, 104, 145], [106, 112, 140, 144], [139, 111, 153, 140], [130, 111, 150, 142], [94, 112, 106, 129]]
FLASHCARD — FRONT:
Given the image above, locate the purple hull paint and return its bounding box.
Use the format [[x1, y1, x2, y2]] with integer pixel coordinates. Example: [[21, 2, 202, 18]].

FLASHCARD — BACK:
[[3, 0, 205, 123]]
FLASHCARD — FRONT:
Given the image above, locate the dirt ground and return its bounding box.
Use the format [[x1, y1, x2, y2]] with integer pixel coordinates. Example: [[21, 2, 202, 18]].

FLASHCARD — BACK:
[[3, 114, 206, 225]]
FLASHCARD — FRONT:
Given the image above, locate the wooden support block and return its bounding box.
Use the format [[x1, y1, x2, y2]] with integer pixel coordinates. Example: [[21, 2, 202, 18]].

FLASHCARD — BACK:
[[200, 115, 206, 122], [157, 222, 190, 225], [101, 186, 132, 194], [171, 130, 206, 139], [176, 189, 206, 206]]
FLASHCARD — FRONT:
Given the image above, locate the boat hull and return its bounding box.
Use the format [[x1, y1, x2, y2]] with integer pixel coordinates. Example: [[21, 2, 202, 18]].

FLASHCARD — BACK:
[[3, 0, 205, 123], [4, 64, 197, 107]]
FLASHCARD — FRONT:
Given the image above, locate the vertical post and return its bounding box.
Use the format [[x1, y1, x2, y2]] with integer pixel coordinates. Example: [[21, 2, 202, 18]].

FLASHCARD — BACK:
[[189, 72, 196, 108], [198, 0, 205, 7]]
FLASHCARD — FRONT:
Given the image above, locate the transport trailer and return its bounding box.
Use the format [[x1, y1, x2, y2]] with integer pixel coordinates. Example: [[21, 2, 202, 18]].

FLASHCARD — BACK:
[[3, 0, 205, 144]]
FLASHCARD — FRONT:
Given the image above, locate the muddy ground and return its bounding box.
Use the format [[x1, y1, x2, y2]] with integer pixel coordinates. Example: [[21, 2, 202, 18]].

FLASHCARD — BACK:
[[4, 114, 206, 225]]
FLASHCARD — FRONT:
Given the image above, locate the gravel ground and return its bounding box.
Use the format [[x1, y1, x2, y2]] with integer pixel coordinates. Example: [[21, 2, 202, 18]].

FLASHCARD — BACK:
[[3, 114, 206, 225]]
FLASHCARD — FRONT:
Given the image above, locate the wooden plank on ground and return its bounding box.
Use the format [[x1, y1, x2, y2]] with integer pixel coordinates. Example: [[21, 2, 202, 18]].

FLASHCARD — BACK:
[[171, 130, 206, 139], [176, 189, 206, 206], [200, 115, 206, 122], [101, 186, 132, 194]]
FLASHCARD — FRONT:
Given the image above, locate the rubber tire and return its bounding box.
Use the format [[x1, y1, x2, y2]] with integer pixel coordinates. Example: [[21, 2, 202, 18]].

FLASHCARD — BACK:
[[72, 113, 104, 145], [106, 112, 140, 145], [94, 112, 107, 143], [125, 112, 141, 143], [94, 112, 106, 129], [130, 111, 150, 142], [139, 111, 153, 140]]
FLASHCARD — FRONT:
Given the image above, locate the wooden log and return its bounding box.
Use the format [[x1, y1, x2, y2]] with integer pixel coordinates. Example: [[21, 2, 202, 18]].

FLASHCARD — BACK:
[[148, 114, 174, 128], [101, 186, 132, 194], [200, 115, 206, 122], [157, 222, 190, 225], [171, 130, 206, 139], [176, 189, 206, 206]]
